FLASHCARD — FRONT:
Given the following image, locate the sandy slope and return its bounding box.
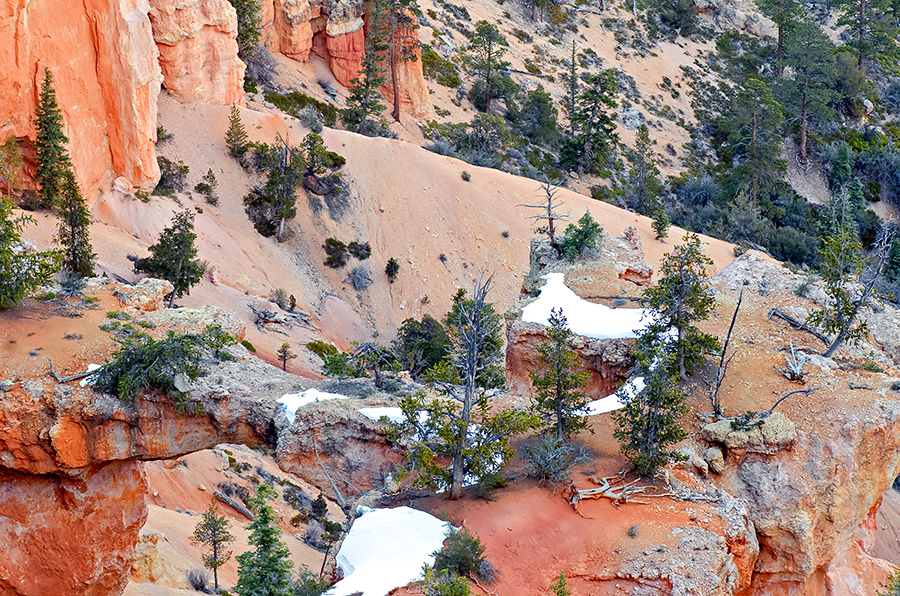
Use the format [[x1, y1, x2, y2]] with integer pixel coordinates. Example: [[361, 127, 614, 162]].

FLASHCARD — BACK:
[[19, 94, 737, 371]]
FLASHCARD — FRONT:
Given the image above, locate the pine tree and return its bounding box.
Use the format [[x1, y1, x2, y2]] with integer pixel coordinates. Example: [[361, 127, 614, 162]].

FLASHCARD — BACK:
[[229, 0, 262, 59], [277, 343, 297, 371], [463, 22, 510, 114], [195, 169, 219, 206], [529, 308, 591, 442], [56, 170, 95, 277], [651, 206, 670, 240], [244, 138, 303, 242], [780, 18, 838, 161], [625, 124, 662, 215], [0, 197, 61, 310], [385, 257, 400, 283], [726, 76, 784, 204], [563, 42, 579, 138], [343, 0, 389, 135], [235, 484, 294, 596], [641, 232, 719, 379], [190, 499, 235, 592], [549, 571, 571, 596], [395, 276, 538, 499], [833, 0, 898, 68], [386, 0, 421, 122], [755, 0, 802, 75], [33, 69, 73, 209], [133, 210, 205, 307], [226, 104, 249, 158], [561, 70, 618, 176], [613, 341, 687, 476], [807, 225, 895, 358]]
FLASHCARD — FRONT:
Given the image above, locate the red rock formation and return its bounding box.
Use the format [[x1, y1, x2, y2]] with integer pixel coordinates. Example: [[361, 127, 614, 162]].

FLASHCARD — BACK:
[[327, 17, 366, 87], [379, 15, 434, 119], [0, 0, 162, 196], [148, 0, 247, 106]]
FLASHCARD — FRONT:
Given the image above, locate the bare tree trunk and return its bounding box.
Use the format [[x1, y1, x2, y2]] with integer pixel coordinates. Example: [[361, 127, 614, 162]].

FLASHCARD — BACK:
[[751, 110, 759, 204], [800, 77, 809, 161], [390, 13, 401, 122], [858, 0, 867, 69]]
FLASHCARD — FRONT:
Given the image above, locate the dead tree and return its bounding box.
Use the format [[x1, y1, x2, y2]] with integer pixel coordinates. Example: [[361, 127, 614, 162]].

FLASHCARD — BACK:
[[349, 342, 395, 389], [709, 285, 744, 418], [518, 178, 568, 255]]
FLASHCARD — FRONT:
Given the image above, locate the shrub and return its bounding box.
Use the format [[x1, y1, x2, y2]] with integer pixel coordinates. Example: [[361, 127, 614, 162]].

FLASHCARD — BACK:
[[385, 257, 400, 283], [347, 241, 371, 260], [264, 91, 338, 128], [270, 288, 289, 310], [523, 437, 577, 486], [194, 169, 219, 206], [461, 171, 471, 181], [306, 340, 338, 361], [422, 45, 462, 88], [187, 568, 210, 592], [347, 265, 372, 291], [324, 238, 349, 268], [241, 339, 256, 352], [322, 352, 354, 377], [422, 567, 471, 596], [298, 106, 323, 133], [293, 570, 329, 596], [156, 126, 172, 144], [93, 325, 235, 409], [154, 156, 189, 196], [433, 529, 486, 579], [559, 211, 603, 261]]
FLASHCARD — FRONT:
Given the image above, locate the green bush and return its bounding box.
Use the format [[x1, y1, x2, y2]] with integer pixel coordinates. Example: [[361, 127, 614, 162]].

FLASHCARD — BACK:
[[348, 241, 371, 260], [241, 339, 256, 352], [559, 211, 603, 261], [324, 238, 349, 268], [154, 156, 189, 196], [263, 91, 338, 128], [433, 529, 486, 578], [93, 325, 235, 410], [306, 340, 338, 361], [422, 45, 462, 88]]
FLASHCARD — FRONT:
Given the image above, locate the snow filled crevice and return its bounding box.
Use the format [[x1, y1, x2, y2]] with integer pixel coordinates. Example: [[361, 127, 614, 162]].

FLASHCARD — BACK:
[[522, 272, 652, 339], [326, 506, 453, 596], [276, 389, 348, 424]]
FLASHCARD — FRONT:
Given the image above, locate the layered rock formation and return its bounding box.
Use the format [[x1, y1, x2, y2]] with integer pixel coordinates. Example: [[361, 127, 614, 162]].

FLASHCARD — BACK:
[[0, 0, 163, 195], [148, 0, 247, 106]]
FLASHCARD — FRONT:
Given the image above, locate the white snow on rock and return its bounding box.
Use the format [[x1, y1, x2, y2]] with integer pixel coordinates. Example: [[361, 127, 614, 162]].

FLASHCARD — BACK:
[[583, 377, 645, 415], [522, 273, 652, 339], [327, 506, 452, 596], [358, 407, 406, 423], [277, 389, 348, 424], [78, 363, 102, 387]]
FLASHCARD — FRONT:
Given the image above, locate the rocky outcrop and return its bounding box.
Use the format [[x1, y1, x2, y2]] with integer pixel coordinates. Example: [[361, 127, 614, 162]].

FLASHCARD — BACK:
[[700, 400, 899, 595], [148, 0, 246, 105], [694, 0, 773, 37], [271, 0, 365, 87], [0, 0, 162, 195]]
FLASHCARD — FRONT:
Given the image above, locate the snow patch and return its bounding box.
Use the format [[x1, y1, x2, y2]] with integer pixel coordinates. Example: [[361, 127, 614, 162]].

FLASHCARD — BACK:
[[78, 364, 102, 387], [583, 377, 645, 415], [277, 389, 348, 424], [522, 273, 651, 339], [327, 506, 452, 596], [358, 407, 406, 423]]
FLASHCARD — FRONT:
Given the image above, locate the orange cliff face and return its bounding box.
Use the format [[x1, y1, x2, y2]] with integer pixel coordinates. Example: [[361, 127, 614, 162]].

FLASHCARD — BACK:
[[148, 0, 247, 106], [0, 0, 162, 196]]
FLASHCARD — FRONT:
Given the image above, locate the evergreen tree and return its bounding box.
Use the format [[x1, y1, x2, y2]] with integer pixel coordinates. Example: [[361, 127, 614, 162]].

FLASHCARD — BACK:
[[833, 0, 898, 68], [755, 0, 802, 75], [509, 86, 560, 144], [33, 69, 73, 209], [612, 341, 687, 476], [386, 0, 421, 122], [277, 343, 297, 370], [190, 499, 235, 592], [549, 571, 571, 596], [563, 42, 579, 138], [229, 0, 262, 59], [561, 70, 618, 176], [641, 232, 719, 378], [651, 206, 670, 240], [723, 76, 784, 204], [529, 308, 591, 442], [395, 276, 538, 499], [244, 138, 303, 242], [728, 188, 769, 246], [463, 22, 510, 114], [195, 169, 219, 206], [226, 104, 249, 158], [55, 170, 95, 278], [625, 124, 662, 215], [133, 210, 205, 307], [0, 197, 61, 310], [780, 18, 837, 161], [343, 0, 389, 135], [807, 225, 894, 357], [385, 257, 400, 283], [829, 141, 853, 191], [235, 484, 294, 596]]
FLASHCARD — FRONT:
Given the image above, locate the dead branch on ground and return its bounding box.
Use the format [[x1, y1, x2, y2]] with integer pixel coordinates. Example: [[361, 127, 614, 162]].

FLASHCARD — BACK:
[[767, 308, 828, 345], [248, 304, 313, 331], [47, 358, 96, 383]]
